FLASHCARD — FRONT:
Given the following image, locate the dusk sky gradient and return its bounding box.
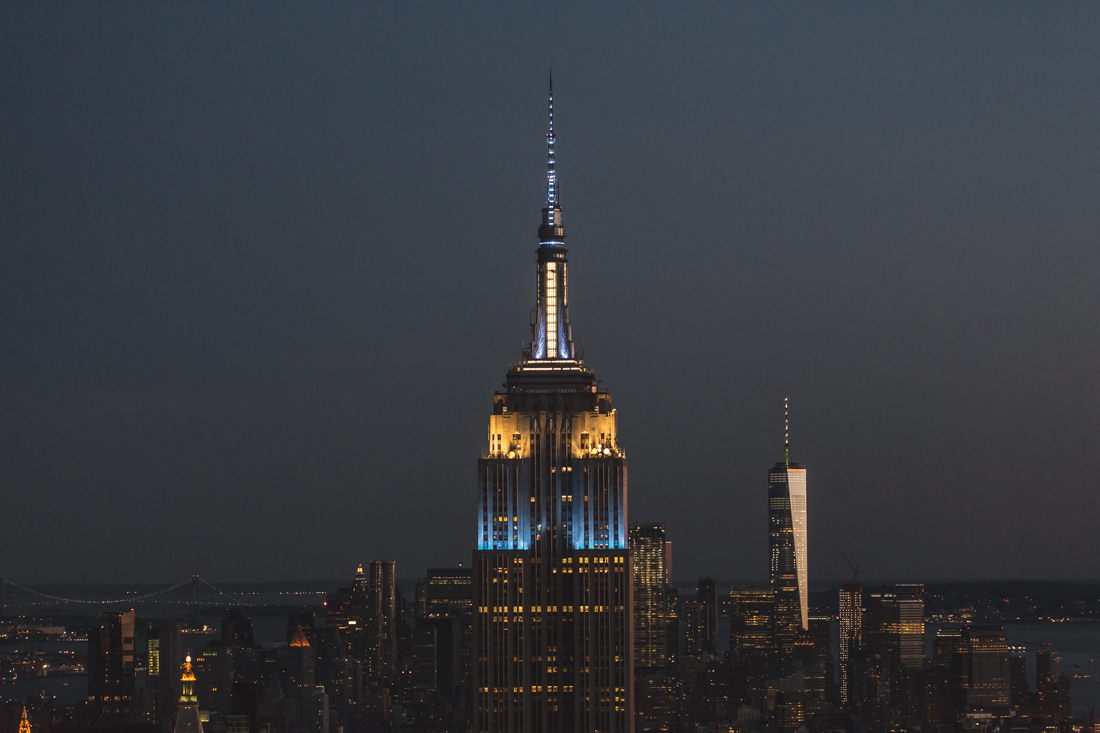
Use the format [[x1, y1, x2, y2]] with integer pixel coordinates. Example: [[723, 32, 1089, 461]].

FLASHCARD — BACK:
[[1, 3, 1098, 584]]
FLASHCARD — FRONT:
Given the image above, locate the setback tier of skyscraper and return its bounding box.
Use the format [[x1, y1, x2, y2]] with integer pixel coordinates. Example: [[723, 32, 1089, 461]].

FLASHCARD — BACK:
[[472, 78, 633, 733]]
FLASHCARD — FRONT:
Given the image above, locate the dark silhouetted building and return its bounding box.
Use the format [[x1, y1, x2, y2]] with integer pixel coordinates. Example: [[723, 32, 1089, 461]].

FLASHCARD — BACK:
[[222, 610, 255, 649], [148, 620, 183, 728], [192, 646, 233, 718], [368, 560, 397, 681], [306, 686, 328, 733], [678, 600, 703, 673], [698, 577, 718, 655], [326, 564, 370, 662], [1036, 647, 1068, 718], [1009, 650, 1031, 714], [287, 628, 317, 714], [88, 610, 136, 723]]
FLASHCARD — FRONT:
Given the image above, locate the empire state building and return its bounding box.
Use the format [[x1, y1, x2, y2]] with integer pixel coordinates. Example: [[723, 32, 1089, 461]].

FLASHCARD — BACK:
[[473, 80, 634, 733]]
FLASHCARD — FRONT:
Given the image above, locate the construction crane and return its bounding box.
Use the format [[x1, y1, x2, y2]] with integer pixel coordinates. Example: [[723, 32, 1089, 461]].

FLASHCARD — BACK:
[[839, 552, 860, 583]]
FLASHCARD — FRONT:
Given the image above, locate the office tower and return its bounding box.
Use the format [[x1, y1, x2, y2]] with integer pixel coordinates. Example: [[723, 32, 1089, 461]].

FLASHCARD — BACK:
[[395, 583, 409, 630], [698, 577, 718, 655], [865, 587, 899, 662], [630, 524, 669, 670], [315, 624, 357, 711], [1009, 652, 1030, 713], [865, 584, 926, 717], [368, 560, 397, 681], [729, 586, 774, 673], [148, 620, 183, 728], [192, 647, 233, 717], [173, 656, 204, 733], [410, 626, 440, 693], [769, 399, 808, 670], [418, 615, 461, 700], [808, 619, 834, 690], [838, 581, 861, 705], [921, 661, 952, 726], [88, 610, 136, 722], [678, 601, 702, 664], [223, 610, 256, 649], [415, 567, 473, 703], [473, 79, 633, 733], [327, 564, 371, 661], [896, 584, 924, 669], [1036, 648, 1060, 716], [229, 675, 262, 733], [416, 567, 473, 620], [307, 686, 329, 733], [952, 626, 1010, 712], [288, 628, 318, 713], [287, 612, 317, 644], [665, 586, 680, 669]]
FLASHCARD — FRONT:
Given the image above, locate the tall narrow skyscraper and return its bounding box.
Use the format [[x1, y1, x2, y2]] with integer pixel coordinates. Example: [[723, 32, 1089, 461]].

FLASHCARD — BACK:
[[769, 398, 808, 668], [838, 581, 862, 705], [88, 610, 136, 723], [698, 577, 718, 655], [630, 524, 669, 670], [896, 584, 925, 669], [368, 560, 397, 681], [473, 78, 633, 733]]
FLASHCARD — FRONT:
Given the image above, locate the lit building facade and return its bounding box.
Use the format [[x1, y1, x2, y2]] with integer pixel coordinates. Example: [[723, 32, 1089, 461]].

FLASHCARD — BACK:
[[729, 585, 774, 672], [769, 400, 808, 667], [896, 584, 925, 670], [629, 524, 669, 670], [473, 79, 633, 733], [172, 655, 203, 733], [838, 581, 862, 705], [957, 626, 1010, 711]]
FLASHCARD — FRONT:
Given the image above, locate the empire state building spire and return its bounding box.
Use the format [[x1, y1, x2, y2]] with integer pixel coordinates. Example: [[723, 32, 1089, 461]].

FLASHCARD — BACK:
[[529, 74, 575, 360], [545, 72, 558, 213]]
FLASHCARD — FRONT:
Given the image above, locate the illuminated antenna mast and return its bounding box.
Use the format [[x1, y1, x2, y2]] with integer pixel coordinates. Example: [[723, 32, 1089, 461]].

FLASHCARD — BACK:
[[546, 71, 557, 208], [784, 396, 790, 465]]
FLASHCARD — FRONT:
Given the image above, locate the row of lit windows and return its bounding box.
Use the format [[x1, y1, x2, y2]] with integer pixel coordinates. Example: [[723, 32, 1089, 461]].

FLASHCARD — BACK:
[[576, 555, 624, 564], [478, 604, 625, 614]]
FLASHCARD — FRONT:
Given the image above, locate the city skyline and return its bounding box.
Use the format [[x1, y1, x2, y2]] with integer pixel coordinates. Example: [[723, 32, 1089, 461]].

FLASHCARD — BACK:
[[1, 3, 1098, 584]]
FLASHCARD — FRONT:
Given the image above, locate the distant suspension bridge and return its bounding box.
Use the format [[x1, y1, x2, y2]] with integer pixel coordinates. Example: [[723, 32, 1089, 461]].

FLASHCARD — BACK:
[[0, 575, 256, 612]]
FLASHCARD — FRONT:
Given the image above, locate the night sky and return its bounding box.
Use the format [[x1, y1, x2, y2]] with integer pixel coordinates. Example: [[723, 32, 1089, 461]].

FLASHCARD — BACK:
[[2, 3, 1097, 584]]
